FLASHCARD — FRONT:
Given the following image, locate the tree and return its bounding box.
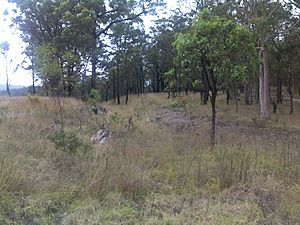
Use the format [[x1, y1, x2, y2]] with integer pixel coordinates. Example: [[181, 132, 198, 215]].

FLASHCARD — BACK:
[[0, 41, 11, 97], [280, 28, 300, 114], [10, 0, 162, 96], [174, 10, 257, 147], [23, 45, 37, 95]]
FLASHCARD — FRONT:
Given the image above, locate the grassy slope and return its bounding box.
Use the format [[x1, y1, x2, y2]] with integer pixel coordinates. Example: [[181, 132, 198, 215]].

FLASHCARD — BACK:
[[0, 94, 299, 225]]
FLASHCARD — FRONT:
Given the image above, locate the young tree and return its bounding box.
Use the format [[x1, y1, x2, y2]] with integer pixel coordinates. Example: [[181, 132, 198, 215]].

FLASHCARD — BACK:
[[0, 41, 11, 97], [174, 10, 257, 147]]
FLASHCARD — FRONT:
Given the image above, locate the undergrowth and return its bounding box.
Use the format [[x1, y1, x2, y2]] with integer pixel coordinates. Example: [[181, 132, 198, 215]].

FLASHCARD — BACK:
[[0, 94, 299, 224]]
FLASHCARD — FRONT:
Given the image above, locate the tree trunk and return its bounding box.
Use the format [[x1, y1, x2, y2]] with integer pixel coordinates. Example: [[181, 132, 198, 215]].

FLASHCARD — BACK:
[[112, 68, 116, 103], [262, 46, 270, 118], [276, 77, 282, 104], [255, 76, 260, 104], [290, 95, 294, 114], [125, 84, 129, 105], [90, 27, 98, 91], [5, 57, 10, 97], [117, 63, 121, 105], [32, 69, 36, 95], [210, 92, 217, 149], [258, 46, 270, 119], [91, 52, 97, 90], [235, 92, 238, 113], [259, 63, 265, 116], [244, 83, 250, 105], [226, 90, 230, 105], [269, 89, 277, 113], [6, 82, 10, 97], [287, 72, 294, 115], [155, 66, 160, 93]]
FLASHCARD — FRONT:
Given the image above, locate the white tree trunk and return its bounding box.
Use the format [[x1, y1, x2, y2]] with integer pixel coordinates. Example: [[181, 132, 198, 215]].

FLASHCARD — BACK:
[[258, 45, 270, 119], [259, 63, 265, 116]]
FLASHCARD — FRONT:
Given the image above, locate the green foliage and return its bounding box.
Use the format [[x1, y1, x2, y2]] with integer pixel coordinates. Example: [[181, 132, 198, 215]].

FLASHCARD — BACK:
[[192, 80, 202, 91], [35, 44, 63, 92], [170, 100, 185, 109], [173, 9, 257, 92], [88, 88, 101, 106], [47, 130, 89, 154], [110, 112, 121, 124]]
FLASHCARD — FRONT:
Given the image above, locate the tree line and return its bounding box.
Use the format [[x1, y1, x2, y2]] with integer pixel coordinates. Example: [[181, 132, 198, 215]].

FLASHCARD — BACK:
[[2, 0, 300, 145]]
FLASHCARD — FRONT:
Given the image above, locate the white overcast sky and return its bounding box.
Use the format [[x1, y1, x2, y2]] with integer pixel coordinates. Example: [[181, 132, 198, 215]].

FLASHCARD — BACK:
[[0, 0, 187, 86]]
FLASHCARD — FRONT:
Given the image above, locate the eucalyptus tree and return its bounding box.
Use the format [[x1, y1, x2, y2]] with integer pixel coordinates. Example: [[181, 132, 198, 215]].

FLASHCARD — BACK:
[[146, 19, 175, 93], [108, 20, 146, 104], [146, 9, 190, 94], [0, 41, 11, 97], [277, 27, 300, 114], [174, 10, 257, 147], [202, 0, 291, 117], [9, 0, 163, 96]]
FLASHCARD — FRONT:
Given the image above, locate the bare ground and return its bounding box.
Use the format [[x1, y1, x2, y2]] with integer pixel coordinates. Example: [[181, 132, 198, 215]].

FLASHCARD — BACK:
[[154, 106, 300, 148]]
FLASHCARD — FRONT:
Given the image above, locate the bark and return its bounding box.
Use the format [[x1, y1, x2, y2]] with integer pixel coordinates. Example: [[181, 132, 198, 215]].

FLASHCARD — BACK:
[[5, 56, 11, 97], [235, 92, 239, 113], [287, 72, 294, 115], [259, 63, 265, 116], [32, 69, 36, 95], [290, 95, 294, 115], [269, 91, 277, 113], [263, 46, 270, 118], [90, 27, 98, 91], [125, 84, 129, 105], [276, 77, 282, 104], [117, 63, 120, 105], [226, 90, 230, 105], [244, 83, 250, 105], [91, 53, 97, 90], [6, 82, 10, 97], [258, 46, 270, 119], [112, 68, 116, 103], [210, 92, 217, 149], [255, 76, 260, 104], [201, 69, 209, 105], [156, 66, 160, 92]]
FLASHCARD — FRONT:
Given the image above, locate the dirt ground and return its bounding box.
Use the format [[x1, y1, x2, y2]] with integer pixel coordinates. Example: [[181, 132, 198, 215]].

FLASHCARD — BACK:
[[154, 106, 300, 149]]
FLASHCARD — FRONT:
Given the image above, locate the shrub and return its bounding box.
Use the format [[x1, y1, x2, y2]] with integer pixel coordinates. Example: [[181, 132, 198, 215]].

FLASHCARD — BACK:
[[170, 100, 185, 109], [88, 89, 101, 106], [109, 112, 121, 124], [47, 130, 90, 154]]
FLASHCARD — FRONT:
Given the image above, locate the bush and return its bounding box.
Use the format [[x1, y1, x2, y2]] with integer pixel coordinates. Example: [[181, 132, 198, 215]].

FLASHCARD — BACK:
[[88, 89, 101, 106], [170, 100, 185, 109], [110, 112, 121, 124], [47, 130, 90, 154]]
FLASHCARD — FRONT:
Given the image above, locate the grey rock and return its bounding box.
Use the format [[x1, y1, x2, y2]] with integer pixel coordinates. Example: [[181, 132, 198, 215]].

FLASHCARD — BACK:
[[91, 128, 109, 144]]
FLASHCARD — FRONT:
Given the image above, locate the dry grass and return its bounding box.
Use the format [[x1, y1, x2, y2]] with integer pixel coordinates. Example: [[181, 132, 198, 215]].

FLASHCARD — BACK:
[[0, 93, 299, 224]]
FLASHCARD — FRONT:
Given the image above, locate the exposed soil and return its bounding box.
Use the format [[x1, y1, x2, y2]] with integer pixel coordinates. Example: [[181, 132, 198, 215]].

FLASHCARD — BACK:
[[154, 106, 300, 148]]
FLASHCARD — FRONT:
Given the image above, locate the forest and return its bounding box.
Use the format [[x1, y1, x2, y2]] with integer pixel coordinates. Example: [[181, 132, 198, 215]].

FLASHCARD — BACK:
[[0, 0, 299, 224]]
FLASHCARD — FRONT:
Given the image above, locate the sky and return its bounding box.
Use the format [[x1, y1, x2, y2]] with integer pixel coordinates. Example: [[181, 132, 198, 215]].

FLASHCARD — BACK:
[[0, 0, 183, 86]]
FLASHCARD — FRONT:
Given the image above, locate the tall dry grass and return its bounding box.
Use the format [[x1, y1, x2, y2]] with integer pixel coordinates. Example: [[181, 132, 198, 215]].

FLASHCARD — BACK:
[[0, 93, 299, 224]]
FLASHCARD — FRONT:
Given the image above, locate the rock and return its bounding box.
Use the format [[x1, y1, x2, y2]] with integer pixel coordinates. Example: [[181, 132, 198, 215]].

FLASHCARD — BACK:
[[91, 128, 109, 144], [90, 105, 107, 115]]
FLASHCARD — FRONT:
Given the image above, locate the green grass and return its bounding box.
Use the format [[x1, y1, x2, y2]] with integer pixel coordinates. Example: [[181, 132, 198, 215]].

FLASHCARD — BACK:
[[0, 94, 299, 224]]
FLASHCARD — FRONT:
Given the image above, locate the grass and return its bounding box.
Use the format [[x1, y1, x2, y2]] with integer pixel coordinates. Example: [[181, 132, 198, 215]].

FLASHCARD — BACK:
[[0, 93, 299, 224]]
